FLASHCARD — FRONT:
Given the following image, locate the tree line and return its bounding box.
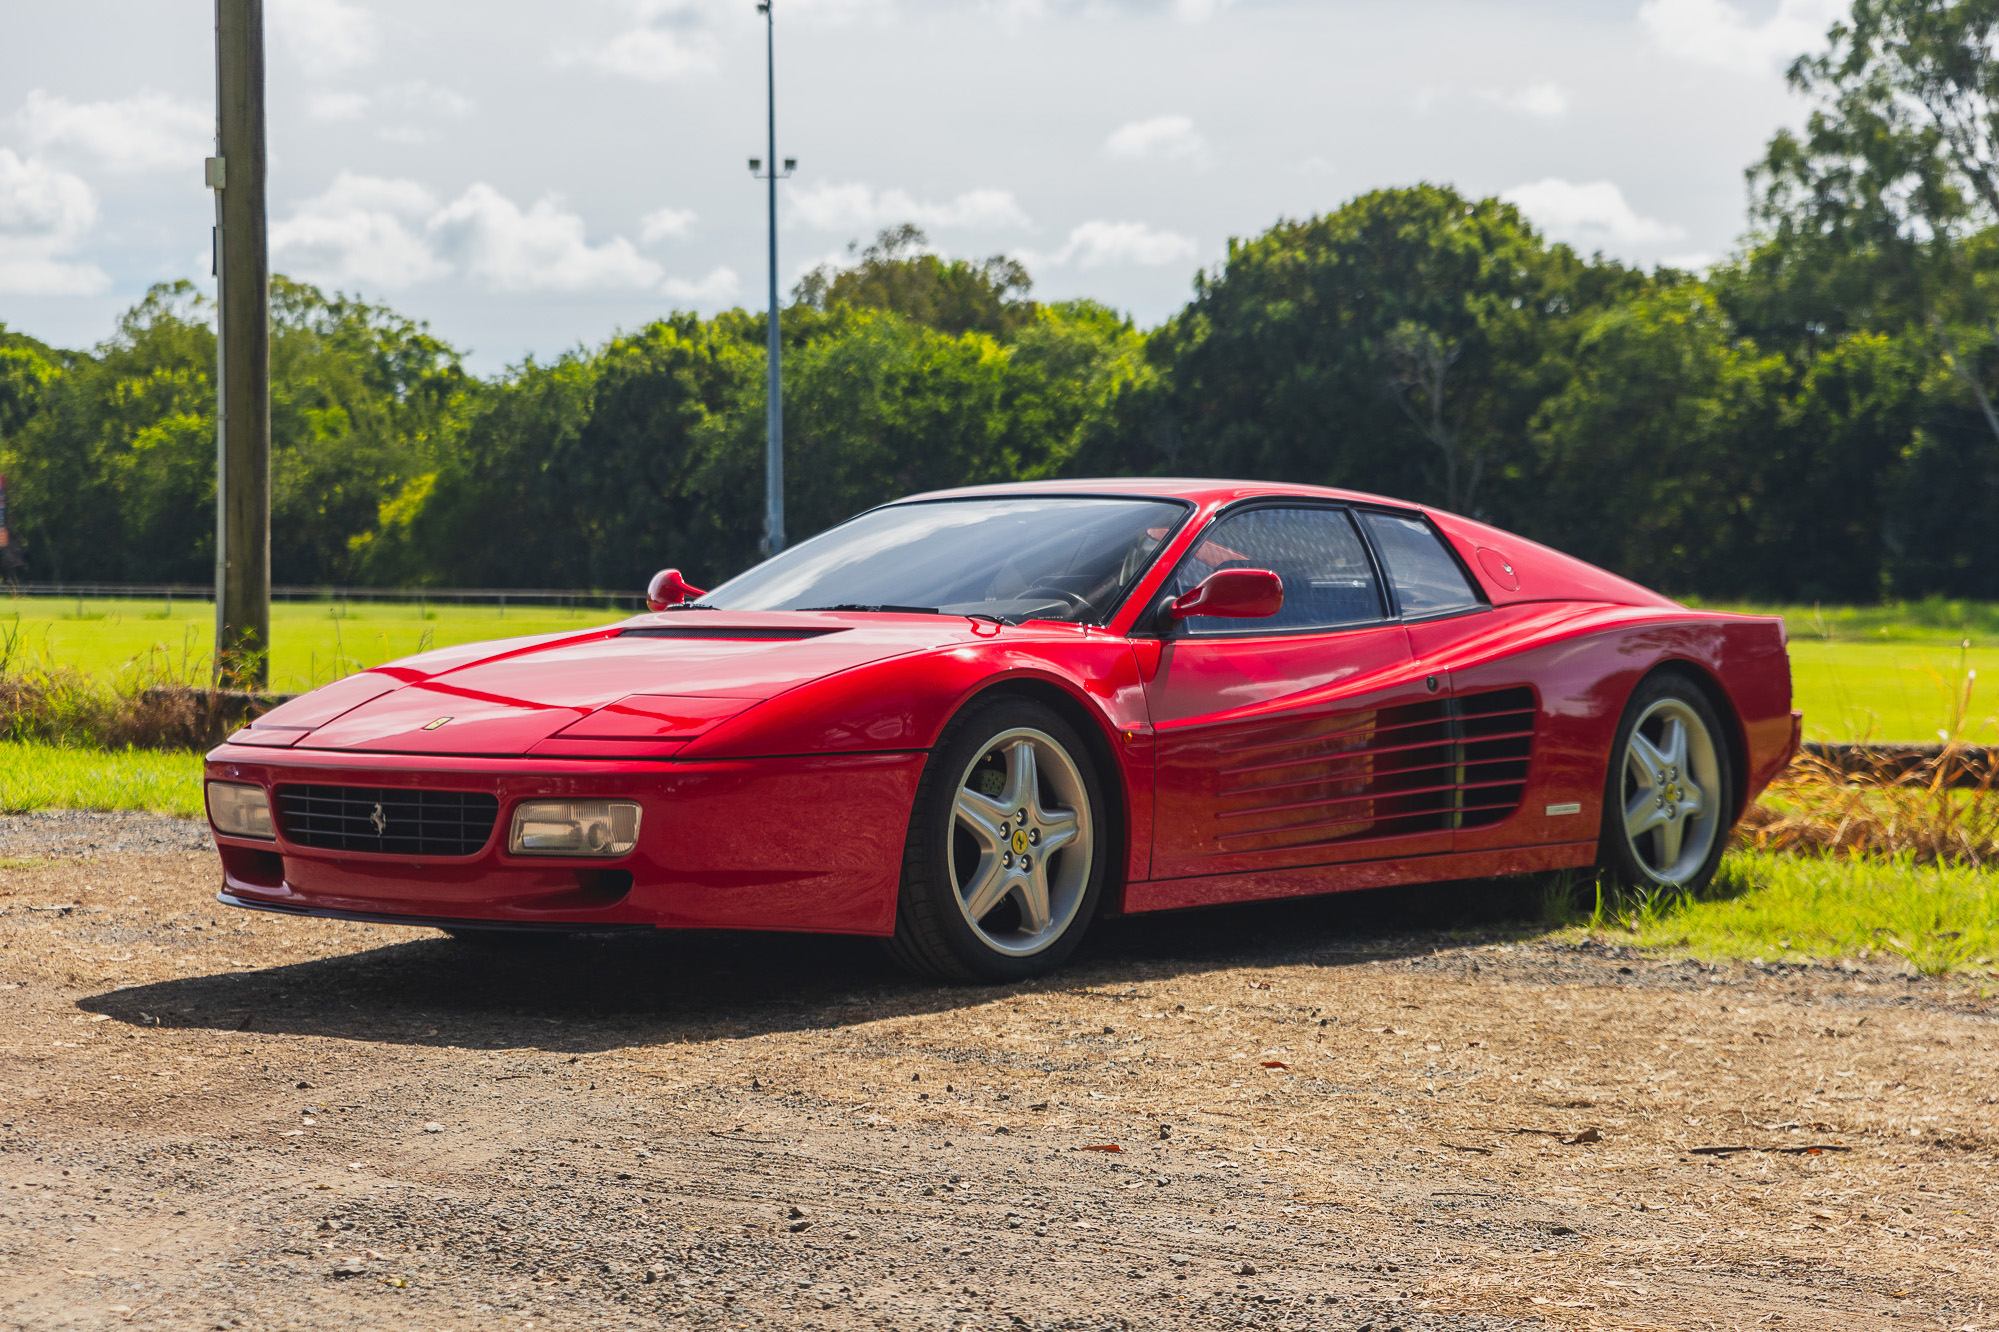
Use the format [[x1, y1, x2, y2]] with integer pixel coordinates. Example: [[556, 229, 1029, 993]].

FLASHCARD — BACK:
[[4, 0, 1998, 603]]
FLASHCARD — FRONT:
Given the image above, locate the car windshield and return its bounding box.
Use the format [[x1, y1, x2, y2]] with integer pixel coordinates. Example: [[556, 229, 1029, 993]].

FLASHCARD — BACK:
[[703, 497, 1187, 623]]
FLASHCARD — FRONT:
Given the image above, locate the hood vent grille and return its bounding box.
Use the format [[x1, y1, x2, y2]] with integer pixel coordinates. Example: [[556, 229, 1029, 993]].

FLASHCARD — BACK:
[[619, 627, 842, 642]]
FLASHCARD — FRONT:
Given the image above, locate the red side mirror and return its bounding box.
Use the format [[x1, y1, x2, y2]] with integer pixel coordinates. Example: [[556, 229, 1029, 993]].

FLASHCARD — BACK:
[[646, 568, 707, 611], [1169, 568, 1284, 621]]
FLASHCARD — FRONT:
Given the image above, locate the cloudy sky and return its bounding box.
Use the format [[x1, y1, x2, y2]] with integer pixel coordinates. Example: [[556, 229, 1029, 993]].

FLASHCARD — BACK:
[[1, 0, 1844, 373]]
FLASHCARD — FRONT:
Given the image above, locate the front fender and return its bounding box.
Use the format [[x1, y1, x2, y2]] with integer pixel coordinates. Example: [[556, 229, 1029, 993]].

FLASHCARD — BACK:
[[682, 634, 1152, 759]]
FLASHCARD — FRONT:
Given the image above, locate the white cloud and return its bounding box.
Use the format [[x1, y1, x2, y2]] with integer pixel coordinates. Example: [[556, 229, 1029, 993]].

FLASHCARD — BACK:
[[275, 174, 669, 295], [381, 81, 474, 118], [1638, 0, 1845, 74], [783, 0, 1239, 17], [309, 91, 372, 122], [788, 182, 1031, 232], [1502, 178, 1685, 253], [430, 184, 663, 293], [1418, 82, 1571, 120], [308, 82, 471, 138], [1483, 82, 1569, 118], [641, 206, 697, 242], [572, 26, 720, 82], [1104, 114, 1206, 161], [662, 265, 739, 303], [1046, 219, 1196, 269], [271, 173, 449, 289], [15, 90, 210, 173], [269, 0, 379, 75], [0, 149, 108, 296]]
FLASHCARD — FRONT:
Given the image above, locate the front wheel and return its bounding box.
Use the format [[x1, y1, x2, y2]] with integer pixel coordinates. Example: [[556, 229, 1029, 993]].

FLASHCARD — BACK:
[[886, 698, 1109, 983], [1598, 673, 1734, 891]]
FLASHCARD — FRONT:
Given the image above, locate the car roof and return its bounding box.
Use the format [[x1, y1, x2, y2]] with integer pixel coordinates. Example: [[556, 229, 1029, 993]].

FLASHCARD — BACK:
[[895, 477, 1421, 510]]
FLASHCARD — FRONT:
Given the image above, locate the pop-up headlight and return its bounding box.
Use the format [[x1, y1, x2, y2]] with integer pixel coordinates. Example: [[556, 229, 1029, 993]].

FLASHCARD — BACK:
[[509, 801, 642, 857], [207, 781, 275, 839]]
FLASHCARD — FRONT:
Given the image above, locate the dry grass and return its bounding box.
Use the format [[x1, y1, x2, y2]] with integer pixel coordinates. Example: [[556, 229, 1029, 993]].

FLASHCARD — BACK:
[[0, 621, 264, 750], [1741, 744, 1999, 865], [1740, 648, 1999, 864]]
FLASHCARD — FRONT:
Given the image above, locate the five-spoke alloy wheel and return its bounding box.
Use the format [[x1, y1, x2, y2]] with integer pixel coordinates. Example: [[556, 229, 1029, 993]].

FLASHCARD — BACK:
[[1599, 673, 1733, 891], [889, 698, 1108, 982]]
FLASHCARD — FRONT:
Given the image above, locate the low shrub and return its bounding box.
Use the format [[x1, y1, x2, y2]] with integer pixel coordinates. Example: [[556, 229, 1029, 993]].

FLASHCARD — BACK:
[[0, 622, 284, 750], [1739, 745, 1999, 866]]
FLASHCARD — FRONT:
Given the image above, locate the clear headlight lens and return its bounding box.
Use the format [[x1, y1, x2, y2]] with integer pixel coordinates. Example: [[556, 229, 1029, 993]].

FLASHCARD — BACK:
[[509, 800, 641, 857], [207, 780, 275, 840]]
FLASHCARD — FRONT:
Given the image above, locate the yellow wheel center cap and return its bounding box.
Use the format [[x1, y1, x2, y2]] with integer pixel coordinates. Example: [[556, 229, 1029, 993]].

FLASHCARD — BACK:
[[1011, 829, 1030, 855]]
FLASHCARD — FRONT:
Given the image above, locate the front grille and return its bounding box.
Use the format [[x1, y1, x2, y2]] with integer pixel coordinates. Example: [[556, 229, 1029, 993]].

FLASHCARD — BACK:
[[275, 785, 500, 857]]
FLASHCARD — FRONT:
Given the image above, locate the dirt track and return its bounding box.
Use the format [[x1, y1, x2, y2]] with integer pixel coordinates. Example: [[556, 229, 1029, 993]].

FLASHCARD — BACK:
[[0, 818, 1994, 1331]]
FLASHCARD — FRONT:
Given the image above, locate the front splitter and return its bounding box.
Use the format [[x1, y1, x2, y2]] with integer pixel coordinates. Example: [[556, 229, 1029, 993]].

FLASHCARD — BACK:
[[215, 890, 656, 934]]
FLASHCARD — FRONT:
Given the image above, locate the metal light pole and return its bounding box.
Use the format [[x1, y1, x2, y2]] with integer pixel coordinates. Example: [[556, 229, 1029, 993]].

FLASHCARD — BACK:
[[749, 1, 794, 558]]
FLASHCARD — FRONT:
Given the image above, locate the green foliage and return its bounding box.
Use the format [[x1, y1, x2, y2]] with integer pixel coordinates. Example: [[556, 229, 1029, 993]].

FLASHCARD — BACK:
[[1533, 285, 1788, 594], [0, 322, 69, 443], [364, 285, 1151, 591], [795, 224, 1037, 338], [16, 9, 1999, 609], [1096, 185, 1643, 517], [0, 280, 464, 586]]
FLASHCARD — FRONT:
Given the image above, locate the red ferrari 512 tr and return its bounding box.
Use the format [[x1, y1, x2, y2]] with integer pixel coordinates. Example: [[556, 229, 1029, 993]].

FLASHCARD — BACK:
[[205, 480, 1800, 981]]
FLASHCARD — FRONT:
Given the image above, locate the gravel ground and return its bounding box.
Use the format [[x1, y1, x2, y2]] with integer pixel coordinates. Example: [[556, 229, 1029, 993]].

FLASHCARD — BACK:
[[0, 814, 1994, 1331], [0, 812, 211, 859]]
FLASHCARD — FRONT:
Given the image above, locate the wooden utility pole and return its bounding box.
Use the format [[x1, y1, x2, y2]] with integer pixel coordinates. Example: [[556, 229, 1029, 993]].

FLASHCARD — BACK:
[[211, 0, 270, 687]]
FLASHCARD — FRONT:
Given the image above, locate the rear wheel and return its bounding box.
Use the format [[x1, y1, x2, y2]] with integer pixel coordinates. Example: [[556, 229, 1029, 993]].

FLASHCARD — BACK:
[[1598, 673, 1733, 891], [886, 698, 1108, 983]]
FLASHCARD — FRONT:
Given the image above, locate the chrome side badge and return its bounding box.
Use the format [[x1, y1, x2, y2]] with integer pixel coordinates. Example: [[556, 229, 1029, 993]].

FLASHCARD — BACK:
[[1545, 802, 1582, 817], [422, 716, 453, 731]]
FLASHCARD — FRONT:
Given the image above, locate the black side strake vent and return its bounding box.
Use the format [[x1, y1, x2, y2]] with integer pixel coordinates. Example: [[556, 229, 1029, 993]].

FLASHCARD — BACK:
[[619, 627, 843, 641], [276, 785, 500, 857], [1213, 685, 1537, 851]]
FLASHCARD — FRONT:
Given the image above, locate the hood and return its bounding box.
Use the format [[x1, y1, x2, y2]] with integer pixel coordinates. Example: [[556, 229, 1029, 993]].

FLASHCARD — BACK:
[[246, 612, 981, 756]]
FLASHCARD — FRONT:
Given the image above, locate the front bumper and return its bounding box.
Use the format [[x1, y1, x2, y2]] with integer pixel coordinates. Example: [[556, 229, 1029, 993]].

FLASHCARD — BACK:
[[205, 744, 926, 936]]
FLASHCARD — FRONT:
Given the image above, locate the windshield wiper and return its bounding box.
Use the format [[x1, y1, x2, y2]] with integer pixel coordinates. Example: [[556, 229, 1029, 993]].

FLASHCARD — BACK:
[[798, 604, 941, 614], [659, 602, 716, 611]]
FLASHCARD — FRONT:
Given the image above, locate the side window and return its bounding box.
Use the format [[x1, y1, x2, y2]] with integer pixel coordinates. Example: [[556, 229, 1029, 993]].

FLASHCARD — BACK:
[[1359, 511, 1483, 617], [1166, 506, 1384, 632]]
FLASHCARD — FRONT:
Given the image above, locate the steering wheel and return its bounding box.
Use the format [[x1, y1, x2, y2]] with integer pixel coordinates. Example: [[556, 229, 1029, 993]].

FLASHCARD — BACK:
[[1017, 583, 1090, 611]]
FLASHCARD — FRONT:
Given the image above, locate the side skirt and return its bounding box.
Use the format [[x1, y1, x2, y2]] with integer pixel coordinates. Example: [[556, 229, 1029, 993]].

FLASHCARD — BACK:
[[1119, 840, 1598, 914]]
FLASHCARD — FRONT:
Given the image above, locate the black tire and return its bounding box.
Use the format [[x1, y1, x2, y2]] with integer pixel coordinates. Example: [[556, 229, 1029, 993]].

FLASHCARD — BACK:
[[885, 697, 1111, 983], [1598, 671, 1735, 892]]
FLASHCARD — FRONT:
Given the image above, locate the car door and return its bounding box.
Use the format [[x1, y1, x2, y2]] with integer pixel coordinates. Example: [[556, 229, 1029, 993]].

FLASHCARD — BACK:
[[1140, 504, 1456, 883]]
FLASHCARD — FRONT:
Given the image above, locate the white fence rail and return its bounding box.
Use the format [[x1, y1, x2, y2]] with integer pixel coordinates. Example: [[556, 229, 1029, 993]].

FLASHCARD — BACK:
[[5, 582, 649, 610]]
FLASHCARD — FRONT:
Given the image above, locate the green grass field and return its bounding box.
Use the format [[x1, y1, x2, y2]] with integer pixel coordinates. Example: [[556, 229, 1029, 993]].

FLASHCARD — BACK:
[[6, 593, 1999, 741], [1552, 850, 1999, 977], [0, 740, 204, 818], [0, 596, 626, 694], [1697, 600, 1999, 742]]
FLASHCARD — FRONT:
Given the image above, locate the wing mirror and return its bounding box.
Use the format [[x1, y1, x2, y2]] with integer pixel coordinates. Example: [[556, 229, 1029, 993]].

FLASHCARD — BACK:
[[1168, 568, 1284, 622], [646, 568, 707, 611]]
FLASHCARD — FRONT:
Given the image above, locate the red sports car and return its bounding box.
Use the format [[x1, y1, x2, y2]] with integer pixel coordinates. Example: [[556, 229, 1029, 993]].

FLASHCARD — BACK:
[[205, 480, 1799, 981]]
